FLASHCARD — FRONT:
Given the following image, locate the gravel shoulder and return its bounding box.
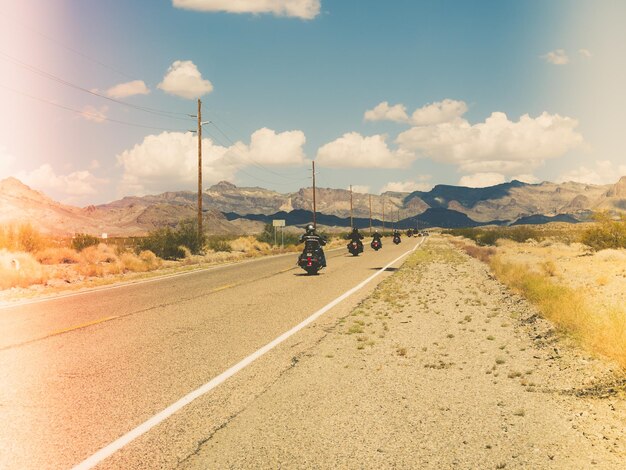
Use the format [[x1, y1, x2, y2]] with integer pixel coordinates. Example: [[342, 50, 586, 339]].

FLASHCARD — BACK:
[[181, 236, 626, 469]]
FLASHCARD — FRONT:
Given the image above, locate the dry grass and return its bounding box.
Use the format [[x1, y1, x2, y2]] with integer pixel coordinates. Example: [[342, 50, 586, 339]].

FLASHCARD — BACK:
[[491, 256, 626, 370], [229, 236, 272, 253], [0, 249, 49, 289]]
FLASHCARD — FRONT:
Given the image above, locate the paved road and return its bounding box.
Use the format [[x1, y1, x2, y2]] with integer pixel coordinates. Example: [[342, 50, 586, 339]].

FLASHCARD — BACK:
[[0, 238, 420, 469]]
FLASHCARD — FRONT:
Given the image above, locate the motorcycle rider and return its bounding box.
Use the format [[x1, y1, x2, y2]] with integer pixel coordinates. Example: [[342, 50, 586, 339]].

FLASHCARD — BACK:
[[371, 229, 383, 248], [300, 223, 327, 267], [346, 227, 364, 252], [393, 228, 401, 243]]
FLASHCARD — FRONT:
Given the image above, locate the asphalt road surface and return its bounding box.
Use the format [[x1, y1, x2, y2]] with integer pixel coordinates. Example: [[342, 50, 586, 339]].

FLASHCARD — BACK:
[[0, 237, 421, 469]]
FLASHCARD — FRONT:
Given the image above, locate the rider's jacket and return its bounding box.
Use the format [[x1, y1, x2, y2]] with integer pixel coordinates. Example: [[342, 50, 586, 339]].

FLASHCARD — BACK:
[[346, 231, 364, 242], [372, 232, 382, 241], [300, 233, 327, 247]]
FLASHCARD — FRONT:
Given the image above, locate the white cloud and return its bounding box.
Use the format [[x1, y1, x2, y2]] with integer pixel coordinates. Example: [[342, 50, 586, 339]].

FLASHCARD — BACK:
[[396, 111, 583, 176], [106, 80, 150, 99], [158, 60, 213, 99], [316, 132, 414, 168], [116, 128, 308, 196], [363, 99, 467, 126], [380, 180, 432, 193], [117, 132, 236, 196], [541, 49, 569, 65], [227, 128, 306, 166], [578, 48, 592, 58], [81, 105, 108, 123], [557, 160, 626, 185], [458, 173, 506, 188], [172, 0, 321, 19], [364, 102, 409, 123], [350, 185, 370, 194], [16, 164, 105, 196], [410, 99, 468, 126]]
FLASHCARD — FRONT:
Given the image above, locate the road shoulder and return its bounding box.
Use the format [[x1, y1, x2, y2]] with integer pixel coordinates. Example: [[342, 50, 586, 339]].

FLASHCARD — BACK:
[[182, 237, 626, 469]]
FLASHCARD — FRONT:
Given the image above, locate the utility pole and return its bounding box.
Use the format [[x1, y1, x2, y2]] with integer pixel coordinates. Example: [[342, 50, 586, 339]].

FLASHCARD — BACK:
[[382, 197, 385, 232], [197, 98, 202, 244], [349, 184, 353, 229], [312, 161, 317, 228], [368, 194, 372, 235]]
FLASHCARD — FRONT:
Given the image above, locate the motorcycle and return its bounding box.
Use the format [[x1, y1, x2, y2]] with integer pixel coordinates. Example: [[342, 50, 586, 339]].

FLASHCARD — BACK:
[[297, 239, 323, 275], [406, 229, 413, 237], [393, 234, 401, 245], [370, 239, 382, 251], [347, 240, 363, 256]]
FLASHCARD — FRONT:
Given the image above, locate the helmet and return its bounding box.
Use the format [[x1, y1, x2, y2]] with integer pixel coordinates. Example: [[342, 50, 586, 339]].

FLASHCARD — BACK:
[[306, 224, 315, 233], [352, 227, 358, 233]]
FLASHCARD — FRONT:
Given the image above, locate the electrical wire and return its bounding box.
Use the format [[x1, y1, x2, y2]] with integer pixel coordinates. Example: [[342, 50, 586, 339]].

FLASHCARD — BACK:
[[0, 83, 188, 132], [0, 51, 193, 121]]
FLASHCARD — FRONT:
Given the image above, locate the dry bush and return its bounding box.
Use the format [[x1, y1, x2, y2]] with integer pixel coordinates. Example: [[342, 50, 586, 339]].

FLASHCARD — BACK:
[[0, 249, 48, 289], [119, 252, 150, 272], [230, 236, 271, 253], [35, 247, 81, 265], [452, 240, 495, 263], [0, 223, 49, 253], [138, 250, 161, 270], [490, 256, 626, 370], [76, 243, 123, 277]]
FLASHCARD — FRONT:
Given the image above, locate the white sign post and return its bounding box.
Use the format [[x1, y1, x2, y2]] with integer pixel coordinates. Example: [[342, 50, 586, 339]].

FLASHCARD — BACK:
[[272, 220, 286, 248]]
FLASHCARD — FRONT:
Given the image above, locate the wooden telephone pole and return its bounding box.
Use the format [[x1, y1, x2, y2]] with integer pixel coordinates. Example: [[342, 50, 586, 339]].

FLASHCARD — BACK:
[[368, 194, 372, 234], [382, 197, 385, 232], [349, 185, 353, 229], [197, 98, 202, 243], [312, 161, 317, 228]]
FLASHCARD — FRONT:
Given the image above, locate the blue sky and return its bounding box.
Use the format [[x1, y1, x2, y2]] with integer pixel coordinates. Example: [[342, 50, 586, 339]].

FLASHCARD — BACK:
[[0, 0, 625, 205]]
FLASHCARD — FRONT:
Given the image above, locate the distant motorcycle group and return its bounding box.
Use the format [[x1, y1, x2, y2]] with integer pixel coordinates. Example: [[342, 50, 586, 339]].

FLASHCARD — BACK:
[[297, 225, 405, 275]]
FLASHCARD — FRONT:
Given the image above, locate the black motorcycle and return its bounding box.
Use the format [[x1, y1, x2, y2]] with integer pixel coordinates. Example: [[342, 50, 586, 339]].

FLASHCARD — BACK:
[[347, 240, 363, 256], [298, 239, 323, 275], [371, 239, 382, 251], [393, 234, 401, 245]]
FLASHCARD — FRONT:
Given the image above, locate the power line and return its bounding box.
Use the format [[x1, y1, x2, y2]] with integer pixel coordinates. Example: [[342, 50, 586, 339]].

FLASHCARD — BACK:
[[0, 83, 188, 132], [0, 51, 193, 121]]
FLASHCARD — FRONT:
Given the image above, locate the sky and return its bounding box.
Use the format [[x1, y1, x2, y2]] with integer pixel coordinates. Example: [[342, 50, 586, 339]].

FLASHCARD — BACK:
[[0, 0, 625, 205]]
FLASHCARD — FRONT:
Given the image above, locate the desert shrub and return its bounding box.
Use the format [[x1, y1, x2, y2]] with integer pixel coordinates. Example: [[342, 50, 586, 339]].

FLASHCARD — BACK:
[[0, 249, 48, 289], [507, 226, 541, 243], [581, 212, 626, 251], [138, 219, 205, 260], [446, 226, 541, 246], [460, 243, 496, 263], [230, 236, 271, 253], [119, 250, 162, 273], [138, 250, 161, 269], [71, 233, 100, 252], [0, 223, 47, 252], [207, 235, 233, 253], [36, 247, 81, 265], [80, 243, 119, 264]]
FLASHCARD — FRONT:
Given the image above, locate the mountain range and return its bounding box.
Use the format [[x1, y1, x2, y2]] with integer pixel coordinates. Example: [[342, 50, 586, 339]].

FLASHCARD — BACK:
[[0, 176, 624, 236]]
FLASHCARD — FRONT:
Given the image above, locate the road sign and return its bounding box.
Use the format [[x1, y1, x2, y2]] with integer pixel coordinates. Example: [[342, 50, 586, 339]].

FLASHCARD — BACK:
[[272, 219, 286, 227]]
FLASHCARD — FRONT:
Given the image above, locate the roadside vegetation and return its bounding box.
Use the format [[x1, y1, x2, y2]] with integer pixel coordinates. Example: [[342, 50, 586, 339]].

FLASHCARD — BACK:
[[448, 213, 626, 370], [0, 220, 346, 296]]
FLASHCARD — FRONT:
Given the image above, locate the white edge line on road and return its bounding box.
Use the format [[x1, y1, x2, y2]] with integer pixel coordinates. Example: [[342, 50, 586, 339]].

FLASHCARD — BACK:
[[0, 247, 347, 310], [71, 239, 424, 470]]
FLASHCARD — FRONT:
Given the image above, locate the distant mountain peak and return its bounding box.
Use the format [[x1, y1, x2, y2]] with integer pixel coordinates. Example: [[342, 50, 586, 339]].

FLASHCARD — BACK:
[[209, 181, 237, 190]]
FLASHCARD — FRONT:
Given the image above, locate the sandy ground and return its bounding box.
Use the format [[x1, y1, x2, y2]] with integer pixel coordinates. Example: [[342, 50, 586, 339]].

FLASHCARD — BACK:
[[495, 239, 626, 311], [180, 237, 626, 469]]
